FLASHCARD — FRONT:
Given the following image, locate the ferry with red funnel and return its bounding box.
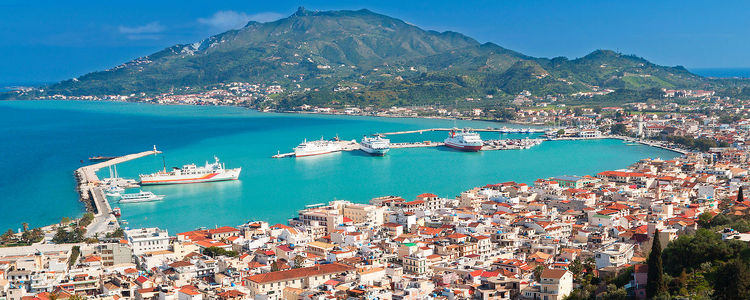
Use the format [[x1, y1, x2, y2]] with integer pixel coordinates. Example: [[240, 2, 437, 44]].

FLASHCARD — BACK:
[[444, 128, 483, 151]]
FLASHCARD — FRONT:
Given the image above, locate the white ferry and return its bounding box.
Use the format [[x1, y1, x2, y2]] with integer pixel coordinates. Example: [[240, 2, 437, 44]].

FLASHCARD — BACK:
[[139, 157, 241, 185], [444, 128, 483, 151], [360, 136, 390, 156], [294, 138, 342, 157], [119, 191, 164, 203]]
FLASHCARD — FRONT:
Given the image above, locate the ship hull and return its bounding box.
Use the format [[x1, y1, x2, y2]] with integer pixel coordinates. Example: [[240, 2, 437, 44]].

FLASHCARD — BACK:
[[360, 146, 389, 156], [444, 141, 482, 152], [295, 149, 340, 157], [140, 168, 241, 185]]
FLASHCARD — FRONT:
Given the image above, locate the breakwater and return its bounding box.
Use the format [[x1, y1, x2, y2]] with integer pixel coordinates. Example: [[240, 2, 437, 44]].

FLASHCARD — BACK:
[[74, 147, 161, 236]]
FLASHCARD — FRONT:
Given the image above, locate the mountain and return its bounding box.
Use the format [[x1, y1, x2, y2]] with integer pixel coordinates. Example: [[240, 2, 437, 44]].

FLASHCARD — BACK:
[[38, 7, 736, 106]]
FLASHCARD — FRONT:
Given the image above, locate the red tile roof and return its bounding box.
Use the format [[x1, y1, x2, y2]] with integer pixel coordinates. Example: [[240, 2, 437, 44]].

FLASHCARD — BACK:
[[246, 263, 355, 284]]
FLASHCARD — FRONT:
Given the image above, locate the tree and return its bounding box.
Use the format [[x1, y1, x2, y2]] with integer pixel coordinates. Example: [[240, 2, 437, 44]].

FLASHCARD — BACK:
[[79, 213, 95, 227], [714, 259, 750, 300], [739, 186, 744, 202], [611, 123, 627, 135], [599, 284, 627, 300], [202, 246, 238, 258], [647, 230, 666, 298], [697, 212, 713, 228], [68, 245, 80, 267], [533, 265, 545, 282], [569, 258, 583, 279], [22, 222, 29, 232], [2, 229, 14, 242]]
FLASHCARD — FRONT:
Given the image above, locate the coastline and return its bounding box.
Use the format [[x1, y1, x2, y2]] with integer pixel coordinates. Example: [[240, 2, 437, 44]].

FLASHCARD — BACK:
[[2, 100, 685, 233]]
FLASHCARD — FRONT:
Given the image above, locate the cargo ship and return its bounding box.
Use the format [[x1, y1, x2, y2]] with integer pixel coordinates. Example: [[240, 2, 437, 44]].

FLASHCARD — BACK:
[[139, 157, 241, 185], [294, 138, 342, 157], [444, 128, 483, 151], [360, 136, 390, 156]]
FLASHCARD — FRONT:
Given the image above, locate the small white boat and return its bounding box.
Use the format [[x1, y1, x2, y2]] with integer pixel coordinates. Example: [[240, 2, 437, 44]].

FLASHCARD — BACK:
[[104, 186, 125, 197], [119, 191, 164, 203]]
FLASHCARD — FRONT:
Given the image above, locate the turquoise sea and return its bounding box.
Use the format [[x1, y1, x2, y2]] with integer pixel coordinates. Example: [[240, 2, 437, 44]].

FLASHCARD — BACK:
[[0, 101, 679, 232]]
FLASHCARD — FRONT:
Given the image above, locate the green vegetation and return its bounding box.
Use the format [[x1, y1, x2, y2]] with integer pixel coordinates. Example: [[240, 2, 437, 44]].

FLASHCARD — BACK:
[[68, 245, 80, 267], [202, 246, 238, 257], [0, 223, 45, 247], [657, 135, 728, 151], [105, 227, 124, 239], [647, 230, 666, 298], [79, 212, 94, 227], [6, 8, 742, 109]]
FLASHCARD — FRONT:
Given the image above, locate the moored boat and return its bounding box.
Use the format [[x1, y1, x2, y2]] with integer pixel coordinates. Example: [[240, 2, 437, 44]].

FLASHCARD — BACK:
[[139, 157, 241, 185], [294, 138, 342, 157], [360, 136, 390, 156], [119, 191, 164, 203], [444, 128, 483, 152]]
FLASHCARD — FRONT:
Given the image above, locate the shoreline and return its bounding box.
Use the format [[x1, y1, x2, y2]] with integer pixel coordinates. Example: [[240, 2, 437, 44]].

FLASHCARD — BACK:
[[4, 100, 686, 234], [2, 98, 547, 126]]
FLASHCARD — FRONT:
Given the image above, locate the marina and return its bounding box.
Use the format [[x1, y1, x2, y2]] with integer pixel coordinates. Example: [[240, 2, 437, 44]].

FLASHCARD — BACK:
[[376, 127, 547, 136], [74, 146, 161, 237]]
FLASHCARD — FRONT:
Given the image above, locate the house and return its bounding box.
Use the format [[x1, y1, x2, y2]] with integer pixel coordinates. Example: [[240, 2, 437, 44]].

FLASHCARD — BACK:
[[244, 263, 355, 299], [595, 243, 635, 269], [539, 269, 573, 300]]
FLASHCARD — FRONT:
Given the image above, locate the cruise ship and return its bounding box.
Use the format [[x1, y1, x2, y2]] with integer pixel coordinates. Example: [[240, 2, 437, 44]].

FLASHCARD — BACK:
[[360, 136, 390, 156], [118, 191, 164, 203], [294, 138, 342, 157], [139, 157, 241, 185], [444, 128, 483, 151]]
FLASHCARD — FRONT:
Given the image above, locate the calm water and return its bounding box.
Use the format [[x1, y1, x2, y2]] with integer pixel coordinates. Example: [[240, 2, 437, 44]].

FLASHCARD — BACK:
[[0, 101, 679, 232], [691, 68, 750, 78]]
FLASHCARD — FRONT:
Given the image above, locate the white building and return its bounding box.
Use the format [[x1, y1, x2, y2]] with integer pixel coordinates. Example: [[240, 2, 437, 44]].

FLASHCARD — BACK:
[[595, 242, 635, 269], [124, 227, 170, 255]]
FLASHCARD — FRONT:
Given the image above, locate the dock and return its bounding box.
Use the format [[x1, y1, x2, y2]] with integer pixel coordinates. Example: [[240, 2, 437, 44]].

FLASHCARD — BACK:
[[272, 139, 542, 158], [377, 127, 547, 136], [75, 147, 162, 237]]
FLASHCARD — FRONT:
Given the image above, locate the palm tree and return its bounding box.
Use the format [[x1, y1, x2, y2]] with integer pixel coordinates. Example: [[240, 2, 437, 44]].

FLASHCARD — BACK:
[[22, 222, 29, 232]]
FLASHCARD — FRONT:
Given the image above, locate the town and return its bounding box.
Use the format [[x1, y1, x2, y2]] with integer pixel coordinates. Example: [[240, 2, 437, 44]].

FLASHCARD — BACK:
[[2, 108, 750, 300], [4, 81, 750, 300]]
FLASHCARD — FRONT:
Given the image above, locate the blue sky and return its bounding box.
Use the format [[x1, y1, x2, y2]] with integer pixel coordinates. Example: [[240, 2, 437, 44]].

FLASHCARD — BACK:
[[1, 0, 749, 84]]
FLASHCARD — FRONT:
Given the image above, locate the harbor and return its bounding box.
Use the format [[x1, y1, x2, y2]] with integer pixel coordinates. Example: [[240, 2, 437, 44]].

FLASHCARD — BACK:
[[376, 127, 547, 136], [272, 136, 545, 158], [74, 146, 161, 237]]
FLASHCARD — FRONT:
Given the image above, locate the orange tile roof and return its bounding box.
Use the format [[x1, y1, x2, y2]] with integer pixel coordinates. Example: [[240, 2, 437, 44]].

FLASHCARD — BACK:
[[246, 263, 355, 284]]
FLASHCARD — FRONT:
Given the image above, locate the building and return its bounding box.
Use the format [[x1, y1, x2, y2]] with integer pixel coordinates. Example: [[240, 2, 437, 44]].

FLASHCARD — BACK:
[[539, 269, 573, 300], [342, 203, 385, 227], [244, 263, 355, 299], [595, 243, 635, 269], [95, 241, 134, 267], [124, 228, 170, 255]]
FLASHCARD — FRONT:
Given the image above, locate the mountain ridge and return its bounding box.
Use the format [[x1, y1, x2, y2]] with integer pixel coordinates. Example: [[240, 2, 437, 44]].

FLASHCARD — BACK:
[[31, 7, 742, 107]]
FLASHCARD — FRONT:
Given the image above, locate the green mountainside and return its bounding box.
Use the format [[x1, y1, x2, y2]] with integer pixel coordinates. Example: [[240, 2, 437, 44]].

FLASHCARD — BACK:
[[36, 7, 741, 107]]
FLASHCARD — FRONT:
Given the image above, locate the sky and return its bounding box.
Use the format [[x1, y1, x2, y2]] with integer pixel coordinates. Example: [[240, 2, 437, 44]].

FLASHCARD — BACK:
[[1, 0, 749, 84]]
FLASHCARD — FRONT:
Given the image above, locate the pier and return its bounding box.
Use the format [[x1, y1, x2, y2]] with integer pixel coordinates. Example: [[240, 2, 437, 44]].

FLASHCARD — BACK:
[[272, 139, 543, 158], [376, 127, 547, 136], [75, 147, 161, 237]]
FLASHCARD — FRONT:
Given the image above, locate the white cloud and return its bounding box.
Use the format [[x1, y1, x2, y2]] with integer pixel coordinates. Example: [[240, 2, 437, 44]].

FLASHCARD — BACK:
[[118, 22, 165, 34], [198, 11, 283, 31], [118, 22, 165, 40]]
